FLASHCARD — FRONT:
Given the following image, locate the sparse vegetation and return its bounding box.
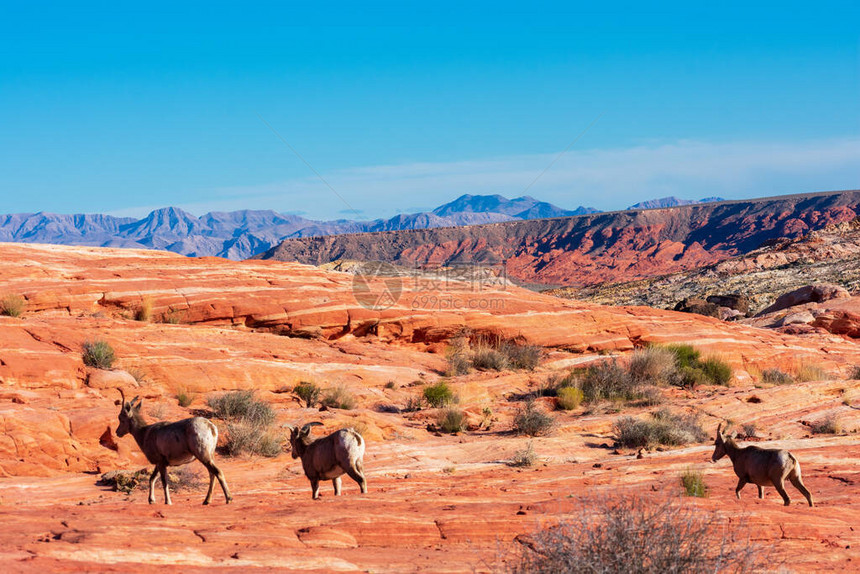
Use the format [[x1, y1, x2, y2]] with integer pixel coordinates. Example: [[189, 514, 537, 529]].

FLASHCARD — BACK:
[[294, 380, 322, 408], [82, 339, 116, 369], [629, 346, 677, 385], [134, 297, 153, 322], [613, 409, 707, 448], [384, 381, 396, 389], [176, 387, 196, 408], [513, 399, 554, 437], [681, 468, 709, 497], [797, 363, 828, 382], [437, 407, 466, 433], [207, 390, 275, 427], [740, 422, 757, 438], [207, 390, 282, 457], [579, 360, 638, 402], [507, 496, 765, 573], [423, 381, 455, 408], [509, 441, 536, 467], [555, 386, 583, 410], [403, 396, 424, 412], [162, 308, 184, 324], [0, 294, 25, 317], [850, 366, 860, 380], [445, 349, 472, 376], [760, 368, 794, 385], [321, 384, 356, 410], [444, 336, 542, 374], [500, 341, 542, 371], [698, 357, 733, 386], [810, 414, 841, 434], [471, 346, 509, 371], [665, 344, 701, 369]]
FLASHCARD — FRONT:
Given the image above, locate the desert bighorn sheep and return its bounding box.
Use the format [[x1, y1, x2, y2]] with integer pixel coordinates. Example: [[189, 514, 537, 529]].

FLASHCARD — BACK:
[[287, 422, 367, 499], [711, 423, 813, 507], [115, 389, 232, 505]]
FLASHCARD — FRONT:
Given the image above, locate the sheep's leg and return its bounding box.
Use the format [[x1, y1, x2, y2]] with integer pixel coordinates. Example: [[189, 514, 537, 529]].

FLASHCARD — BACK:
[[757, 485, 764, 499], [159, 463, 172, 505], [202, 461, 231, 504], [148, 467, 160, 504], [310, 478, 320, 499], [203, 468, 216, 505], [789, 474, 814, 507], [333, 476, 342, 496], [735, 477, 747, 500], [346, 463, 367, 494], [772, 478, 791, 506]]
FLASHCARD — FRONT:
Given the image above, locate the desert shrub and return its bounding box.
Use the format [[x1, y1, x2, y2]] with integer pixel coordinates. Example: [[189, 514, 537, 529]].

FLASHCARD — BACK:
[[797, 363, 828, 382], [82, 339, 116, 369], [668, 365, 710, 389], [509, 441, 536, 467], [162, 308, 184, 324], [665, 344, 701, 369], [580, 360, 638, 402], [613, 409, 707, 448], [680, 468, 709, 498], [0, 294, 25, 317], [445, 347, 472, 376], [740, 422, 757, 438], [403, 396, 424, 412], [698, 357, 733, 385], [294, 380, 321, 408], [507, 496, 765, 574], [176, 387, 196, 408], [500, 341, 542, 371], [98, 469, 150, 493], [126, 367, 148, 385], [223, 422, 283, 457], [810, 414, 841, 434], [849, 366, 860, 380], [135, 297, 153, 322], [437, 407, 466, 433], [207, 390, 275, 426], [471, 346, 509, 371], [634, 386, 664, 406], [556, 387, 583, 411], [423, 381, 455, 408], [629, 346, 677, 385], [384, 381, 396, 389], [321, 384, 356, 410], [513, 399, 555, 437], [761, 368, 794, 385]]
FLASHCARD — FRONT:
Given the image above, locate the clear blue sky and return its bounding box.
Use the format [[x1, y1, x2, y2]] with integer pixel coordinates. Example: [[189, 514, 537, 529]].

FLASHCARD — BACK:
[[1, 1, 858, 219]]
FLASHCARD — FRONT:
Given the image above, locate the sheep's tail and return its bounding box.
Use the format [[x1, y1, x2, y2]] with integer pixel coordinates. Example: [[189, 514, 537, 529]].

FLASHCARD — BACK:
[[788, 452, 802, 477]]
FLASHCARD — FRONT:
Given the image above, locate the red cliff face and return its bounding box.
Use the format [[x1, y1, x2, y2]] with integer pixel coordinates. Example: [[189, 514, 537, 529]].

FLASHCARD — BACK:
[[259, 191, 860, 286]]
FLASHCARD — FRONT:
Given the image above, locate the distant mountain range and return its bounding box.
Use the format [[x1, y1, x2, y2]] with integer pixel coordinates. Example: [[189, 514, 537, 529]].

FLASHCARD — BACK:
[[0, 194, 600, 260], [0, 194, 728, 260], [627, 196, 725, 210]]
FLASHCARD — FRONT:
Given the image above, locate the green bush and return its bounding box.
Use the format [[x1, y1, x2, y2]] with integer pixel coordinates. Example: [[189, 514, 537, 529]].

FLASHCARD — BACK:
[[176, 387, 196, 408], [556, 387, 583, 410], [294, 380, 321, 408], [681, 468, 709, 498], [0, 294, 26, 317], [423, 381, 455, 408], [613, 409, 707, 448], [321, 384, 356, 410], [513, 400, 555, 437], [669, 365, 709, 389], [82, 339, 116, 369], [665, 344, 701, 369], [207, 390, 276, 426], [437, 407, 466, 433], [699, 358, 733, 386]]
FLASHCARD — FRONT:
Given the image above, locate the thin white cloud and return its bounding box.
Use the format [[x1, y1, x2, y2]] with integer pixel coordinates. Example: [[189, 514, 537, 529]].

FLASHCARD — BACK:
[[110, 138, 860, 219]]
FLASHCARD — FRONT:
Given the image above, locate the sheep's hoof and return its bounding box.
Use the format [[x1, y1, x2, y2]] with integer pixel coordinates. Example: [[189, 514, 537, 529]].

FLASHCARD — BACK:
[[226, 497, 233, 504], [202, 500, 211, 506]]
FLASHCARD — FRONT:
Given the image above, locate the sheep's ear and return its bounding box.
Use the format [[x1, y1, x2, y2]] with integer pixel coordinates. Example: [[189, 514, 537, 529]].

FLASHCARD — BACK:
[[118, 388, 127, 407], [715, 423, 723, 441], [283, 424, 296, 433]]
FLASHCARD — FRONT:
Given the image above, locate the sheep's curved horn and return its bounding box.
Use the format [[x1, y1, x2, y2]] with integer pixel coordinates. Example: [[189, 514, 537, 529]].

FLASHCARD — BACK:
[[283, 424, 296, 432], [300, 422, 324, 434], [716, 422, 722, 435], [118, 388, 126, 407]]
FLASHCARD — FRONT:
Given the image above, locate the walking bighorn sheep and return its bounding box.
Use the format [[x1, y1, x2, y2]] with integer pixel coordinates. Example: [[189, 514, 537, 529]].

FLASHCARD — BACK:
[[287, 422, 367, 499], [115, 389, 232, 505], [711, 423, 813, 507]]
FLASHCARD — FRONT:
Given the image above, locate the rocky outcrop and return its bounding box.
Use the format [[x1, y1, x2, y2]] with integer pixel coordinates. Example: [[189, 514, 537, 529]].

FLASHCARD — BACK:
[[757, 284, 851, 316], [261, 190, 860, 287]]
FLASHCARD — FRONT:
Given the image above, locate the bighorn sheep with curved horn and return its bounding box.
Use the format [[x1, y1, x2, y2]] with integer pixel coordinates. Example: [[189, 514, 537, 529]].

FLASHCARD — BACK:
[[287, 422, 367, 499], [711, 423, 813, 507], [115, 389, 232, 505]]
